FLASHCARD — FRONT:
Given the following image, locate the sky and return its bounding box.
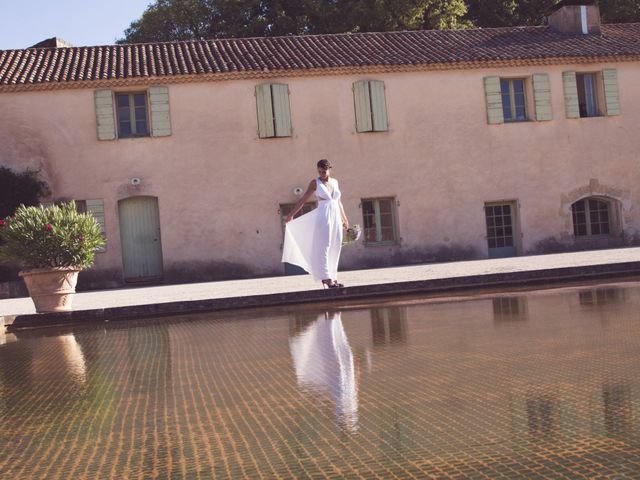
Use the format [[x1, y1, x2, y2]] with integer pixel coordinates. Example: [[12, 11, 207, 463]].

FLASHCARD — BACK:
[[0, 0, 153, 50]]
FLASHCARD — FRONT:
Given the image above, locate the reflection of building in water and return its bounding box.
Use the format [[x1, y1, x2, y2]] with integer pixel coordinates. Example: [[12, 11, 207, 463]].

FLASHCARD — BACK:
[[492, 296, 527, 323], [526, 394, 559, 438], [603, 383, 632, 437], [578, 288, 626, 306], [370, 307, 407, 346], [289, 311, 359, 432]]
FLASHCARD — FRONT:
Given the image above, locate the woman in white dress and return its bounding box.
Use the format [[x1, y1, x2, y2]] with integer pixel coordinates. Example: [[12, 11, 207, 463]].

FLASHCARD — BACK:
[[283, 159, 349, 289]]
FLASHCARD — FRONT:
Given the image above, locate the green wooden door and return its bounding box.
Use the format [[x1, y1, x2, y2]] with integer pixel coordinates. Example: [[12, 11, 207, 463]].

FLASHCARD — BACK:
[[118, 196, 164, 281]]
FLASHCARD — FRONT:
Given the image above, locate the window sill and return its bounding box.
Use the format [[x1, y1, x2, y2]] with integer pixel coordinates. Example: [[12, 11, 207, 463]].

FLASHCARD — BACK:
[[363, 241, 399, 247]]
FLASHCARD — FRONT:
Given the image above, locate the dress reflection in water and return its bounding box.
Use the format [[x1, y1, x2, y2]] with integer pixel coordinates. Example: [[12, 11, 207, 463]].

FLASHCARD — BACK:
[[289, 311, 358, 432]]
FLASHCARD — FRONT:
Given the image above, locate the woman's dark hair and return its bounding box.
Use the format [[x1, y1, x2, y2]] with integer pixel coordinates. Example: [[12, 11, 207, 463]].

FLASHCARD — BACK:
[[317, 159, 332, 170]]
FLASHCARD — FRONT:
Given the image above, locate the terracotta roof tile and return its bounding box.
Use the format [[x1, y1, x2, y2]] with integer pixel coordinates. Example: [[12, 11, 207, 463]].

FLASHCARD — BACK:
[[2, 24, 640, 88]]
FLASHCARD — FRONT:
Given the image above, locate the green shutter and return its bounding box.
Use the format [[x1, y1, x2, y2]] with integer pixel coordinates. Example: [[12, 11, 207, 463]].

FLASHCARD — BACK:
[[562, 71, 580, 119], [256, 84, 275, 138], [353, 80, 373, 132], [86, 199, 107, 252], [94, 90, 116, 140], [271, 84, 292, 137], [483, 76, 504, 125], [602, 69, 620, 116], [370, 80, 388, 131], [149, 86, 172, 137], [532, 73, 553, 121]]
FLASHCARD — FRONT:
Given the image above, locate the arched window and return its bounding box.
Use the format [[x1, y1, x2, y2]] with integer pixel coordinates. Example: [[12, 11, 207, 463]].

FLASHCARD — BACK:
[[571, 197, 614, 236]]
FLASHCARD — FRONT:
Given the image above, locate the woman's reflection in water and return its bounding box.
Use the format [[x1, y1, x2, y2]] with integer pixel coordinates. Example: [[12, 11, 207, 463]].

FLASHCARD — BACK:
[[289, 311, 359, 433]]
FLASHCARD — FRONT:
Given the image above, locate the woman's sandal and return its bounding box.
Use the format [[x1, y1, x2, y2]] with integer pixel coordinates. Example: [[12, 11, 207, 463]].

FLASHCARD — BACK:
[[322, 279, 341, 289]]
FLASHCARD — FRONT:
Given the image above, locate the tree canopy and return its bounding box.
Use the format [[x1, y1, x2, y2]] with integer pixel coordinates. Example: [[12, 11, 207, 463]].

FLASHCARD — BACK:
[[119, 0, 640, 43]]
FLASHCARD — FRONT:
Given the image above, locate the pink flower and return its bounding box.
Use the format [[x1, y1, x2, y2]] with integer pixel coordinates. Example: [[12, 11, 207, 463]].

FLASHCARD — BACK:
[[45, 224, 53, 231], [0, 220, 5, 227]]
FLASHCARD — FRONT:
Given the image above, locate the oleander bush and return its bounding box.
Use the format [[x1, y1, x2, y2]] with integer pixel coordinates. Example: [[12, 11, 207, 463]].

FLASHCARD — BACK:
[[0, 202, 105, 269]]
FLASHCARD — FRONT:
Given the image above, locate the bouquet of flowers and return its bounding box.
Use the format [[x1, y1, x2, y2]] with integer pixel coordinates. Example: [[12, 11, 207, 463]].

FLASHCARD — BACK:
[[343, 224, 362, 246]]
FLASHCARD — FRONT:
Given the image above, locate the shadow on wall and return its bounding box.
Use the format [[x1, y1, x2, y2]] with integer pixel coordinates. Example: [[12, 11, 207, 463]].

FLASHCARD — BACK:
[[341, 243, 480, 270], [527, 233, 640, 255]]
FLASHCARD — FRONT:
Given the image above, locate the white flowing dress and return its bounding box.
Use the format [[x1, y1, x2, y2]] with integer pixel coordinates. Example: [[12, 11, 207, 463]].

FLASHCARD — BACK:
[[282, 178, 343, 281]]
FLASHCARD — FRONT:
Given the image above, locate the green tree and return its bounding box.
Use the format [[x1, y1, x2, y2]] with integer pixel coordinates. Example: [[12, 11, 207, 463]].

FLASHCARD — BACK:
[[119, 0, 470, 43], [465, 0, 640, 28], [599, 0, 640, 23]]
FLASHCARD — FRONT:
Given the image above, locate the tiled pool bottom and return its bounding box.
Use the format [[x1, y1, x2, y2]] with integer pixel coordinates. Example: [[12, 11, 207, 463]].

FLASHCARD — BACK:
[[2, 284, 640, 479]]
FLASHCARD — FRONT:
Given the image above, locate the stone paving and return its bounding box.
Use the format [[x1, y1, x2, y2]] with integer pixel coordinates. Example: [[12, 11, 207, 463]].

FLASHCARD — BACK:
[[2, 246, 640, 322]]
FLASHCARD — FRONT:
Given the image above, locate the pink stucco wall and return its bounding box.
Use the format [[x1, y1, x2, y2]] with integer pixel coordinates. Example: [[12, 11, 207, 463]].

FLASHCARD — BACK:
[[2, 61, 639, 285]]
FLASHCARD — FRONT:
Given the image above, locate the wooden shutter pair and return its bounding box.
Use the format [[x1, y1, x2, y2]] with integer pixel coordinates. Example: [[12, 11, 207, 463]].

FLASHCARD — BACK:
[[562, 69, 620, 118], [94, 86, 172, 140], [353, 80, 388, 132], [483, 75, 552, 124], [256, 84, 292, 138]]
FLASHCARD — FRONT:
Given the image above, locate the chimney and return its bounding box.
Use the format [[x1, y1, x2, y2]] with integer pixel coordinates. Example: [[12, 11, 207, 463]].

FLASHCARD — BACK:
[[548, 1, 601, 35], [29, 37, 75, 49]]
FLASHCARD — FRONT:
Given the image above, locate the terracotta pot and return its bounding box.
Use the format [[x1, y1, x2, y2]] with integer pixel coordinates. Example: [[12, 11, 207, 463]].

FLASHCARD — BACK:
[[19, 267, 81, 313]]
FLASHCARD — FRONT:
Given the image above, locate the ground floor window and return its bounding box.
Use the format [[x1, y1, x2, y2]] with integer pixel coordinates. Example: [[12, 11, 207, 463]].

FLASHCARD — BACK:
[[484, 201, 518, 258], [279, 202, 316, 237], [361, 197, 397, 245], [572, 198, 612, 236]]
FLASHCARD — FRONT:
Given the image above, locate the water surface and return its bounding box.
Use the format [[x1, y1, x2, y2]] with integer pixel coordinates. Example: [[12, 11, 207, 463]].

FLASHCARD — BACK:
[[1, 282, 640, 478]]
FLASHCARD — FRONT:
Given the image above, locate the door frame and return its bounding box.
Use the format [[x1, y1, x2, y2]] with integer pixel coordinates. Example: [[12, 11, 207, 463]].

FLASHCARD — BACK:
[[484, 200, 521, 258], [118, 195, 164, 283]]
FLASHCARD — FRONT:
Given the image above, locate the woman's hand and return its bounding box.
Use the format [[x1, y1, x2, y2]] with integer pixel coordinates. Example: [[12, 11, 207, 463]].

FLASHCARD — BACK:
[[342, 218, 349, 229]]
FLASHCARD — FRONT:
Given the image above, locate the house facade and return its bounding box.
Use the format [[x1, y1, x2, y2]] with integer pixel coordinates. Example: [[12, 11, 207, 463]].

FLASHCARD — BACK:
[[1, 3, 640, 289]]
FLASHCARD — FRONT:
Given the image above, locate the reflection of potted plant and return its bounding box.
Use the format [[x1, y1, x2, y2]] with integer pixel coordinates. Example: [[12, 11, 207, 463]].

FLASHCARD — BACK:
[[0, 202, 105, 312]]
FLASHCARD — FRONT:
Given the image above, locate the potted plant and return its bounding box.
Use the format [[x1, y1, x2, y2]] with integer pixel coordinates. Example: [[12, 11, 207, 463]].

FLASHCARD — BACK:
[[0, 201, 105, 313]]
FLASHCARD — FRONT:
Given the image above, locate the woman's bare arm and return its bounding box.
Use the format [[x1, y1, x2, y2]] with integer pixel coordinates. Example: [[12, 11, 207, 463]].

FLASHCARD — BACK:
[[285, 180, 316, 222]]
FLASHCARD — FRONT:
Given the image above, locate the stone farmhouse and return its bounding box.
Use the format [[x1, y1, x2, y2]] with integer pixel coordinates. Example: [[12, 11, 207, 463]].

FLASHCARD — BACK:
[[1, 3, 639, 289]]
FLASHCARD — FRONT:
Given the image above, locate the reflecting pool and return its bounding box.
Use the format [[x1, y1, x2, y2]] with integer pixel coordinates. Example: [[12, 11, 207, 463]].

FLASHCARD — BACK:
[[2, 282, 640, 478]]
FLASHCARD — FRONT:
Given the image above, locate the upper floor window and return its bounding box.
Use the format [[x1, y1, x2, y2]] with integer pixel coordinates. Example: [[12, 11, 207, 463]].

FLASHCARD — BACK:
[[576, 73, 599, 117], [255, 83, 292, 138], [94, 86, 171, 141], [362, 197, 397, 245], [116, 93, 149, 138], [563, 69, 620, 119], [500, 78, 527, 122], [484, 74, 551, 124], [353, 80, 388, 132]]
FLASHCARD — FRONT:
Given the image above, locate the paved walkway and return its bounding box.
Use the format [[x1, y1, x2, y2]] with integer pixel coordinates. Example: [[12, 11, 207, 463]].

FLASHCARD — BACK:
[[2, 247, 640, 326]]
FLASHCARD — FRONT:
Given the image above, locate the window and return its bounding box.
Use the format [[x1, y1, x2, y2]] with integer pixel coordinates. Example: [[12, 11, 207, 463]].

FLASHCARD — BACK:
[[485, 202, 518, 258], [576, 73, 599, 117], [370, 307, 407, 346], [279, 202, 316, 237], [94, 87, 171, 141], [563, 70, 619, 119], [361, 198, 397, 245], [353, 80, 388, 132], [256, 83, 292, 138], [116, 93, 149, 138], [572, 198, 611, 236], [500, 78, 527, 122]]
